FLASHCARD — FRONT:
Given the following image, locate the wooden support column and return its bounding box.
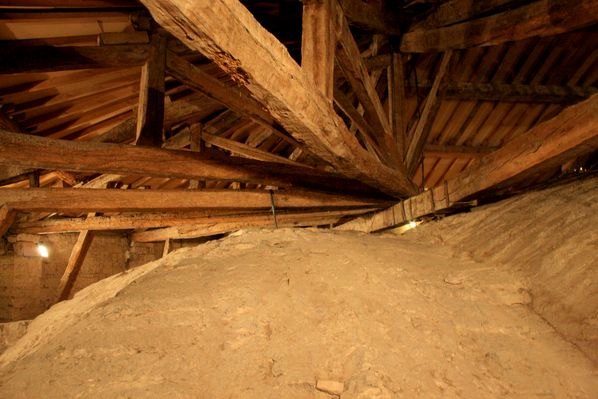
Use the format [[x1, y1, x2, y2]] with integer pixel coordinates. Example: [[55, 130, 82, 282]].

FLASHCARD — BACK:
[[136, 33, 167, 147], [162, 238, 170, 257], [56, 216, 95, 302], [301, 0, 336, 101], [28, 171, 40, 188], [388, 51, 407, 161], [405, 51, 452, 177]]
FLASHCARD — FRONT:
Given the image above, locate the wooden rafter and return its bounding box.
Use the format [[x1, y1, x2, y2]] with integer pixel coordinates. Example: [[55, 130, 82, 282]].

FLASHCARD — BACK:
[[338, 0, 401, 35], [0, 205, 17, 237], [401, 0, 598, 52], [339, 93, 598, 232], [410, 0, 519, 30], [139, 0, 417, 197], [0, 188, 388, 214], [56, 225, 94, 302], [405, 51, 452, 176], [424, 144, 498, 159]]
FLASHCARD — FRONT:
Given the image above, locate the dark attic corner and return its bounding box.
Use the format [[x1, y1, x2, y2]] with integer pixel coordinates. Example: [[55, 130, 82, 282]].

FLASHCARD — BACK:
[[0, 0, 597, 397]]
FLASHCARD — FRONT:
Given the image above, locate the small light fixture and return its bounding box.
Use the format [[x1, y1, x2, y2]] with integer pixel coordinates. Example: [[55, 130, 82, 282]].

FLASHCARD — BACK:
[[37, 243, 49, 258], [409, 221, 417, 228]]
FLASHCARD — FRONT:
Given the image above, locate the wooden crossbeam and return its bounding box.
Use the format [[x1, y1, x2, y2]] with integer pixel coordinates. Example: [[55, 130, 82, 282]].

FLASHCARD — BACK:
[[338, 93, 598, 232], [0, 44, 149, 74], [0, 188, 387, 214], [301, 0, 336, 101], [136, 33, 167, 147], [0, 130, 376, 194], [335, 9, 400, 166], [405, 51, 452, 176], [401, 0, 598, 52], [17, 209, 376, 235], [139, 0, 417, 198]]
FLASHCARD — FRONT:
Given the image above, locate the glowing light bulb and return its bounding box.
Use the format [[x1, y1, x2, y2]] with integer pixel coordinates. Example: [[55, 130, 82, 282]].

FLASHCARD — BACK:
[[409, 221, 417, 228], [37, 244, 49, 258]]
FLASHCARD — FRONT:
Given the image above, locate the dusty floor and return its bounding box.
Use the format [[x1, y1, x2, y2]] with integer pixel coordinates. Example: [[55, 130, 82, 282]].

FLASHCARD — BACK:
[[0, 178, 597, 398]]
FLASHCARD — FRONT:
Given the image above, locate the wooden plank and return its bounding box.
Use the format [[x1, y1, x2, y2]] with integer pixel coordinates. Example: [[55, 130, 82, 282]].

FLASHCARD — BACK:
[[0, 44, 149, 74], [411, 0, 519, 30], [139, 0, 417, 198], [301, 0, 336, 100], [136, 33, 167, 147], [0, 205, 17, 237], [401, 0, 598, 52], [424, 144, 498, 159], [0, 0, 139, 7], [388, 52, 408, 160], [339, 93, 598, 232], [338, 0, 402, 35], [17, 208, 376, 234], [56, 226, 94, 302], [0, 130, 376, 194], [405, 51, 452, 176], [335, 10, 399, 165], [0, 188, 388, 214]]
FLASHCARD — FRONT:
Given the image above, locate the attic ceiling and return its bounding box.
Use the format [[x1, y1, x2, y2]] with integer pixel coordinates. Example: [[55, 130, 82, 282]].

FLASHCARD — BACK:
[[0, 0, 597, 241]]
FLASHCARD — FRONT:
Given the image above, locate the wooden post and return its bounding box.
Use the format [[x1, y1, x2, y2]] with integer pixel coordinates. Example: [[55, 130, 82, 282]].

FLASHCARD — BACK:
[[56, 217, 95, 302], [301, 0, 336, 101], [0, 205, 16, 237], [188, 123, 205, 189], [388, 51, 407, 161], [162, 238, 170, 257], [135, 32, 167, 147]]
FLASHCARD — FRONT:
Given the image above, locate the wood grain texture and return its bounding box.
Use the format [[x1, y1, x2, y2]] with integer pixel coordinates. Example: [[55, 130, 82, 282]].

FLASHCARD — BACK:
[[57, 228, 94, 302], [139, 0, 417, 197]]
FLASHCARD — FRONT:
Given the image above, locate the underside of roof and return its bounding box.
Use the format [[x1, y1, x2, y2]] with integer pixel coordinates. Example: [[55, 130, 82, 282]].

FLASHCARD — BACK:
[[0, 0, 597, 240]]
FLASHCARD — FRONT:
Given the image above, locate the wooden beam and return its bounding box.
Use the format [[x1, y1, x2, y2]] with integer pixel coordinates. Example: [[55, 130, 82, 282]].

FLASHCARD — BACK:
[[165, 53, 305, 151], [0, 205, 17, 237], [301, 0, 336, 100], [139, 0, 417, 198], [56, 226, 94, 302], [405, 51, 452, 176], [162, 238, 170, 257], [0, 130, 377, 194], [17, 209, 376, 234], [388, 52, 408, 160], [401, 0, 598, 52], [0, 188, 388, 214], [338, 93, 598, 232], [0, 44, 149, 74], [136, 33, 167, 147], [424, 144, 498, 159], [188, 123, 204, 189], [335, 10, 400, 166], [338, 0, 402, 35], [411, 0, 519, 30]]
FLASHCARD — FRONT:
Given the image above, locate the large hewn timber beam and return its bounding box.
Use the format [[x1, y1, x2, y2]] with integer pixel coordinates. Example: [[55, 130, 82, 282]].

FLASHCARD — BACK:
[[388, 52, 408, 161], [0, 44, 149, 74], [0, 130, 378, 195], [16, 209, 377, 234], [405, 51, 452, 176], [338, 93, 598, 232], [139, 0, 417, 197], [136, 33, 167, 147], [401, 0, 598, 53], [338, 0, 402, 35], [0, 188, 387, 213], [301, 0, 336, 101]]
